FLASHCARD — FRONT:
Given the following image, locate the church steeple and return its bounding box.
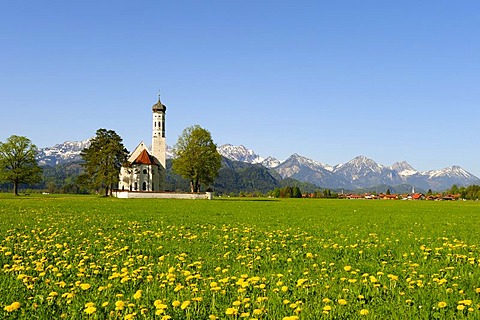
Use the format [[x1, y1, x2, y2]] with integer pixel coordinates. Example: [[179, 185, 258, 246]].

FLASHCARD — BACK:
[[151, 93, 167, 190], [152, 92, 166, 113]]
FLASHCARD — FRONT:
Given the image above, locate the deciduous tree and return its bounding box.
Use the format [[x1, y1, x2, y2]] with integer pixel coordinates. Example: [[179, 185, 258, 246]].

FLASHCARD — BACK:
[[0, 135, 42, 195], [172, 125, 221, 192], [79, 129, 128, 196]]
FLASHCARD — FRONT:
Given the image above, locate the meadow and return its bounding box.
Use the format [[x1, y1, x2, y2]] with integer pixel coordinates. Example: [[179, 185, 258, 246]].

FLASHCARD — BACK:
[[1, 195, 479, 319]]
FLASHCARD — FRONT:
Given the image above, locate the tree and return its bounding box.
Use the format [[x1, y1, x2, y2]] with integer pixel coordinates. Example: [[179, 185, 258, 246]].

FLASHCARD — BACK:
[[172, 125, 222, 192], [79, 129, 128, 196], [0, 135, 42, 195]]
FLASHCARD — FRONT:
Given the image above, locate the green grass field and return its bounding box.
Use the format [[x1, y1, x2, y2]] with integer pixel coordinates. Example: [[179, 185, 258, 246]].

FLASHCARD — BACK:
[[1, 195, 480, 319]]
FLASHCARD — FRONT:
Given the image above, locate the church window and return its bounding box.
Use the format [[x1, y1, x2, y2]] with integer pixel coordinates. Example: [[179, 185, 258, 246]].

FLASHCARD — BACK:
[[142, 182, 147, 191], [143, 169, 147, 174], [134, 182, 138, 191]]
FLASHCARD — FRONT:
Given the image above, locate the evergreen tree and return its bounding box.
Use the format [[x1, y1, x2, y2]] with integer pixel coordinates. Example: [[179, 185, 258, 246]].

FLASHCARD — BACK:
[[292, 186, 302, 198], [79, 129, 128, 196], [172, 125, 222, 192], [0, 135, 42, 195]]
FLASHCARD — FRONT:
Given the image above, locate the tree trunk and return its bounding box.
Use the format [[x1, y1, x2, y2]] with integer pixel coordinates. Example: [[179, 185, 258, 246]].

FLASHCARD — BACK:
[[190, 179, 200, 193], [13, 181, 19, 196], [105, 186, 109, 197]]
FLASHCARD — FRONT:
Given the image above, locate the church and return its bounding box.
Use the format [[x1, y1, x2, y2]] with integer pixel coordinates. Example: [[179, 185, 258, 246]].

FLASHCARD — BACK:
[[118, 95, 167, 192]]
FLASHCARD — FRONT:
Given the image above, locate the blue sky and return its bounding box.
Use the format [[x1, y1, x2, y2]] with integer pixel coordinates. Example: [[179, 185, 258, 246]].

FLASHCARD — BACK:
[[1, 1, 479, 176]]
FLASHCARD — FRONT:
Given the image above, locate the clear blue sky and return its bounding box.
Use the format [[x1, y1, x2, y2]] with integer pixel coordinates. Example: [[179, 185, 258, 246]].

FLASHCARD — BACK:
[[1, 1, 479, 176]]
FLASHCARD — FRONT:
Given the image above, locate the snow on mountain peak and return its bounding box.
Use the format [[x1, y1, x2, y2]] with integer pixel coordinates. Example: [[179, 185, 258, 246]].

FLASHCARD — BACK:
[[391, 161, 418, 176], [217, 144, 281, 168]]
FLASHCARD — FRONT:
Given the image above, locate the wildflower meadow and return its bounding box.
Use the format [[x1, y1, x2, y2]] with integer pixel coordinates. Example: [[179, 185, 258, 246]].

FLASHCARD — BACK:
[[1, 195, 479, 319]]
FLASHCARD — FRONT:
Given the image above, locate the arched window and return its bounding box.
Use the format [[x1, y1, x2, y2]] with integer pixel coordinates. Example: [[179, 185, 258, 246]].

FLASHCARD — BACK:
[[143, 169, 147, 174], [142, 182, 147, 191]]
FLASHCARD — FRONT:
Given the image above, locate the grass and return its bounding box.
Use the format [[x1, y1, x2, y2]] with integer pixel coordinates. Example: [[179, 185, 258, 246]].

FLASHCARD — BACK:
[[1, 194, 480, 319]]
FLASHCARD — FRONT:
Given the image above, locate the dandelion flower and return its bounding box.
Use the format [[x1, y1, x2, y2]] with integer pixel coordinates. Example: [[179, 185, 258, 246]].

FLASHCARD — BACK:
[[4, 302, 21, 312], [133, 290, 142, 300], [338, 299, 347, 305], [80, 283, 91, 290], [226, 308, 238, 315], [180, 300, 190, 310], [344, 266, 352, 271], [438, 301, 447, 308], [115, 300, 125, 311], [84, 306, 96, 314], [360, 309, 369, 315], [172, 300, 181, 307]]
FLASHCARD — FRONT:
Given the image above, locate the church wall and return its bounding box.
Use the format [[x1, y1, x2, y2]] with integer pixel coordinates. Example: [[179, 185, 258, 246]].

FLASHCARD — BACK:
[[118, 164, 160, 192]]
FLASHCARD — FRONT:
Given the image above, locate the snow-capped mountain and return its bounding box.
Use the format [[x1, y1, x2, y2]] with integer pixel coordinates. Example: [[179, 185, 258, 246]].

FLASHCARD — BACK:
[[333, 155, 404, 189], [217, 144, 280, 168], [274, 153, 347, 188], [36, 140, 91, 166]]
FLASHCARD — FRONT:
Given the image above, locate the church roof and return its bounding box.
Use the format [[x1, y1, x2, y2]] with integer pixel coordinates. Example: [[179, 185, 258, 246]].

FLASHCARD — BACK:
[[152, 95, 167, 112], [132, 149, 158, 165]]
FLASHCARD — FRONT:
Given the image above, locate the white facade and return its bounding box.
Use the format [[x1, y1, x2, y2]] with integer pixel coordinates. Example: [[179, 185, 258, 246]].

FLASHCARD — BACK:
[[118, 96, 167, 191]]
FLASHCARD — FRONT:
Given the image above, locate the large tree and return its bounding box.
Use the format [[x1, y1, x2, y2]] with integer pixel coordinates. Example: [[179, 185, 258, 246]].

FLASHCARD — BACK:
[[0, 135, 42, 195], [80, 128, 128, 196], [172, 125, 222, 192]]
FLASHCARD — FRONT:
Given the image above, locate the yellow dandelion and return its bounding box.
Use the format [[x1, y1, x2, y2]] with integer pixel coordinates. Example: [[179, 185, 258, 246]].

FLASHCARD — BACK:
[[344, 265, 352, 271], [360, 309, 369, 315], [323, 305, 332, 311], [172, 300, 181, 307], [253, 309, 263, 315], [180, 300, 190, 310], [338, 299, 347, 305], [438, 301, 447, 308], [281, 286, 289, 292], [209, 315, 218, 320], [161, 316, 171, 320], [4, 302, 21, 312], [133, 290, 142, 300], [457, 305, 465, 311], [115, 300, 125, 311], [226, 307, 238, 315], [80, 283, 91, 290], [84, 306, 96, 314]]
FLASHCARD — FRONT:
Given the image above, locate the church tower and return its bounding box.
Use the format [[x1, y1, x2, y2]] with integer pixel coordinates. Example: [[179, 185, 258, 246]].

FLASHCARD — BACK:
[[152, 94, 167, 190]]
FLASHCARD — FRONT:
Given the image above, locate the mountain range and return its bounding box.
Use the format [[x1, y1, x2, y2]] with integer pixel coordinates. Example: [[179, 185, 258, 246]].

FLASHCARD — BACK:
[[36, 141, 480, 192], [215, 145, 480, 191]]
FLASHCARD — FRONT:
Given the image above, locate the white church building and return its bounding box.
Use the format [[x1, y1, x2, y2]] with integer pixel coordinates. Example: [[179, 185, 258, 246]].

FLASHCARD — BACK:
[[114, 95, 212, 199], [118, 96, 167, 192]]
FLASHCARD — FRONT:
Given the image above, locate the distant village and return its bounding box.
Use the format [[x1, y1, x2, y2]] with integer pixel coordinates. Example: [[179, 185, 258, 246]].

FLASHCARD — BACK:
[[338, 192, 462, 201]]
